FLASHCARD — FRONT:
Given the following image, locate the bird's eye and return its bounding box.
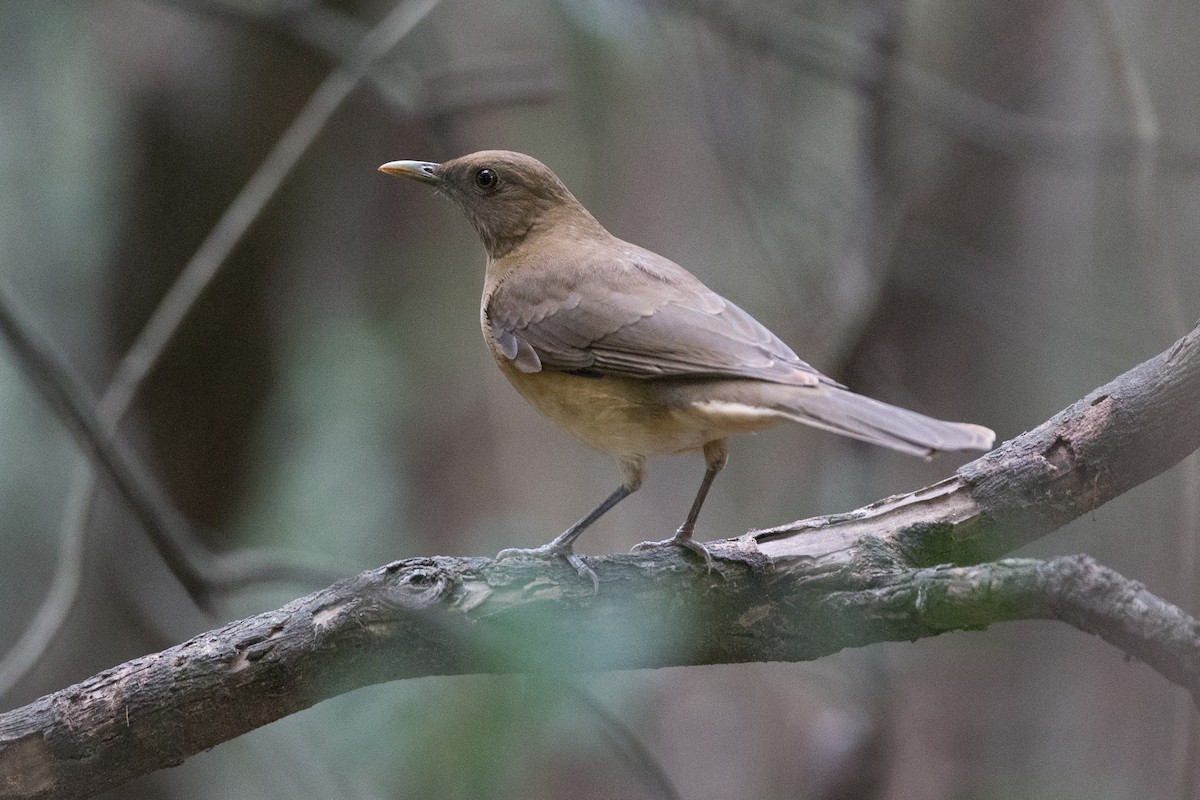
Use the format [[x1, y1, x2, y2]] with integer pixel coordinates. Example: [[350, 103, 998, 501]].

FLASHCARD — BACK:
[[474, 168, 498, 190]]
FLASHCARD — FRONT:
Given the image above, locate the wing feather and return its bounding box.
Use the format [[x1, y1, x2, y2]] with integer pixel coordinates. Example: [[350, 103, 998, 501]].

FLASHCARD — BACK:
[[485, 245, 827, 386]]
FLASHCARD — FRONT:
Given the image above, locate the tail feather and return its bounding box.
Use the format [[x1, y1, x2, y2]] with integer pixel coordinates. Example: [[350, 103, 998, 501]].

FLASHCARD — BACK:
[[774, 383, 995, 458]]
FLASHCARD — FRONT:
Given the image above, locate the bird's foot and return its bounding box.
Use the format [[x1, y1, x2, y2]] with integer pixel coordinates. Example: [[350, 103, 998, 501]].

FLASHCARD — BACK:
[[631, 528, 715, 572], [496, 542, 599, 594]]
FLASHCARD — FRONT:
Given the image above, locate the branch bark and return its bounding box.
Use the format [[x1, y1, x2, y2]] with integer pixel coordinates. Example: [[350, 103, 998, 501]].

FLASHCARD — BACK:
[[2, 320, 1199, 799]]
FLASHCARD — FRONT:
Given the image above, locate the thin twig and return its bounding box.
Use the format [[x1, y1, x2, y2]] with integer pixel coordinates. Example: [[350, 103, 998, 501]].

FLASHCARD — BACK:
[[0, 288, 350, 606], [0, 462, 89, 699], [159, 0, 563, 123], [1091, 0, 1184, 339], [0, 286, 211, 600]]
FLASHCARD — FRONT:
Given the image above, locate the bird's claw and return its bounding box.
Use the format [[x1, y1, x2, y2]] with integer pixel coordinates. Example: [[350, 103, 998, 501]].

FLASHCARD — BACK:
[[496, 543, 599, 594], [631, 529, 716, 572]]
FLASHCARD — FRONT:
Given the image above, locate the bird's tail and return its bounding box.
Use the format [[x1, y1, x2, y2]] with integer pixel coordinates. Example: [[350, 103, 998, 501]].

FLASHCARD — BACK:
[[771, 382, 995, 458]]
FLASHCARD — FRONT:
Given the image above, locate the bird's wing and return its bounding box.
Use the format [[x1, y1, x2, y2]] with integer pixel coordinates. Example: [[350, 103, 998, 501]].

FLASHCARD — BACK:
[[485, 246, 830, 386]]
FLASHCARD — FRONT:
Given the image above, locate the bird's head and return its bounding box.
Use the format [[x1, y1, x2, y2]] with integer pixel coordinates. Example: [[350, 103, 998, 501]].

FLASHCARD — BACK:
[[379, 150, 600, 260]]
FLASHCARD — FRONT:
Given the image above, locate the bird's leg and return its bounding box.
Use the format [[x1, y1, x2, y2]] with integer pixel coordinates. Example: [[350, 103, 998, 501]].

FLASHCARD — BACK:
[[631, 439, 728, 571], [496, 456, 645, 592]]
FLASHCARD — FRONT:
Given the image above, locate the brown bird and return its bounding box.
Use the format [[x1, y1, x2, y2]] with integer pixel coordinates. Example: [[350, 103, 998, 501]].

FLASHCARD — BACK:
[[380, 150, 994, 588]]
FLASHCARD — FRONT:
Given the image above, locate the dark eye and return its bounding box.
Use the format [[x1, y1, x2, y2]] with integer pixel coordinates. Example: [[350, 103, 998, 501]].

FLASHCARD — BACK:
[[474, 168, 498, 190]]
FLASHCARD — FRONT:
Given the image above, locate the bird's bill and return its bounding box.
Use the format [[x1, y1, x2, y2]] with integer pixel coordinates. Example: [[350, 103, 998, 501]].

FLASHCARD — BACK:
[[378, 160, 440, 185]]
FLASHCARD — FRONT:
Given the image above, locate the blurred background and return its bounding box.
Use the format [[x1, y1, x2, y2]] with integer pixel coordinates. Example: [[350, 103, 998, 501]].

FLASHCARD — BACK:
[[2, 0, 1199, 797]]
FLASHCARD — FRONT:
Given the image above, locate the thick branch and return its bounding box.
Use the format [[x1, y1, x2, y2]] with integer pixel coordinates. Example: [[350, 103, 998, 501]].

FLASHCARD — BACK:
[[1, 322, 1198, 798], [2, 550, 1198, 800]]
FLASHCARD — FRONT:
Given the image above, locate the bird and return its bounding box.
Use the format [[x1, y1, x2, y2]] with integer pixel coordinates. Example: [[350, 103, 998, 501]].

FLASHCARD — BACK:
[[379, 150, 994, 589]]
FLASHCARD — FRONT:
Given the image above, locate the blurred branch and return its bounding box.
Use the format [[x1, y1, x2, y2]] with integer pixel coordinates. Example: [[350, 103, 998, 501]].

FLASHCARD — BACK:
[[645, 0, 1200, 169], [160, 0, 378, 62], [0, 287, 212, 600], [1091, 0, 1185, 339], [0, 460, 89, 703], [157, 0, 563, 118], [1, 318, 1198, 796], [565, 686, 680, 800], [99, 0, 443, 429]]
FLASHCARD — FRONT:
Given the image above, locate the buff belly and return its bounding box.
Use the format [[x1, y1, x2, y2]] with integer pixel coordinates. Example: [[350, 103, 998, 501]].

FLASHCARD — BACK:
[[497, 364, 790, 458]]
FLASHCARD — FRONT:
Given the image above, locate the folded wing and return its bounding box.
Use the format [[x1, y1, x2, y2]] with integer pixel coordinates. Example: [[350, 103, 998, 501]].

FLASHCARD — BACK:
[[486, 245, 829, 387]]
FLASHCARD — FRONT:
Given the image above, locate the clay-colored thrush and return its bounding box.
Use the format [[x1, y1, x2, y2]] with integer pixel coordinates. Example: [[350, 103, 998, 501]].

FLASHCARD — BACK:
[[380, 151, 994, 587]]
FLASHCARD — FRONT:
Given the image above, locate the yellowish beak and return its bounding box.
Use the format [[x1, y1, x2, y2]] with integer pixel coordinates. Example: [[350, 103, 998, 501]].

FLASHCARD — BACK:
[[378, 160, 440, 185]]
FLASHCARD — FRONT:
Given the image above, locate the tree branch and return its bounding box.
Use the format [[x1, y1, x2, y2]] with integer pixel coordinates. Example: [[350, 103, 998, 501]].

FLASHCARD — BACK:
[[1, 550, 1197, 800], [1, 322, 1198, 799], [828, 555, 1200, 703]]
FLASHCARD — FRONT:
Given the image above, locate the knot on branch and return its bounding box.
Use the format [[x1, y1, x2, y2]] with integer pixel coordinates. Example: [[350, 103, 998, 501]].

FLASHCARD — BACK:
[[379, 558, 456, 607]]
